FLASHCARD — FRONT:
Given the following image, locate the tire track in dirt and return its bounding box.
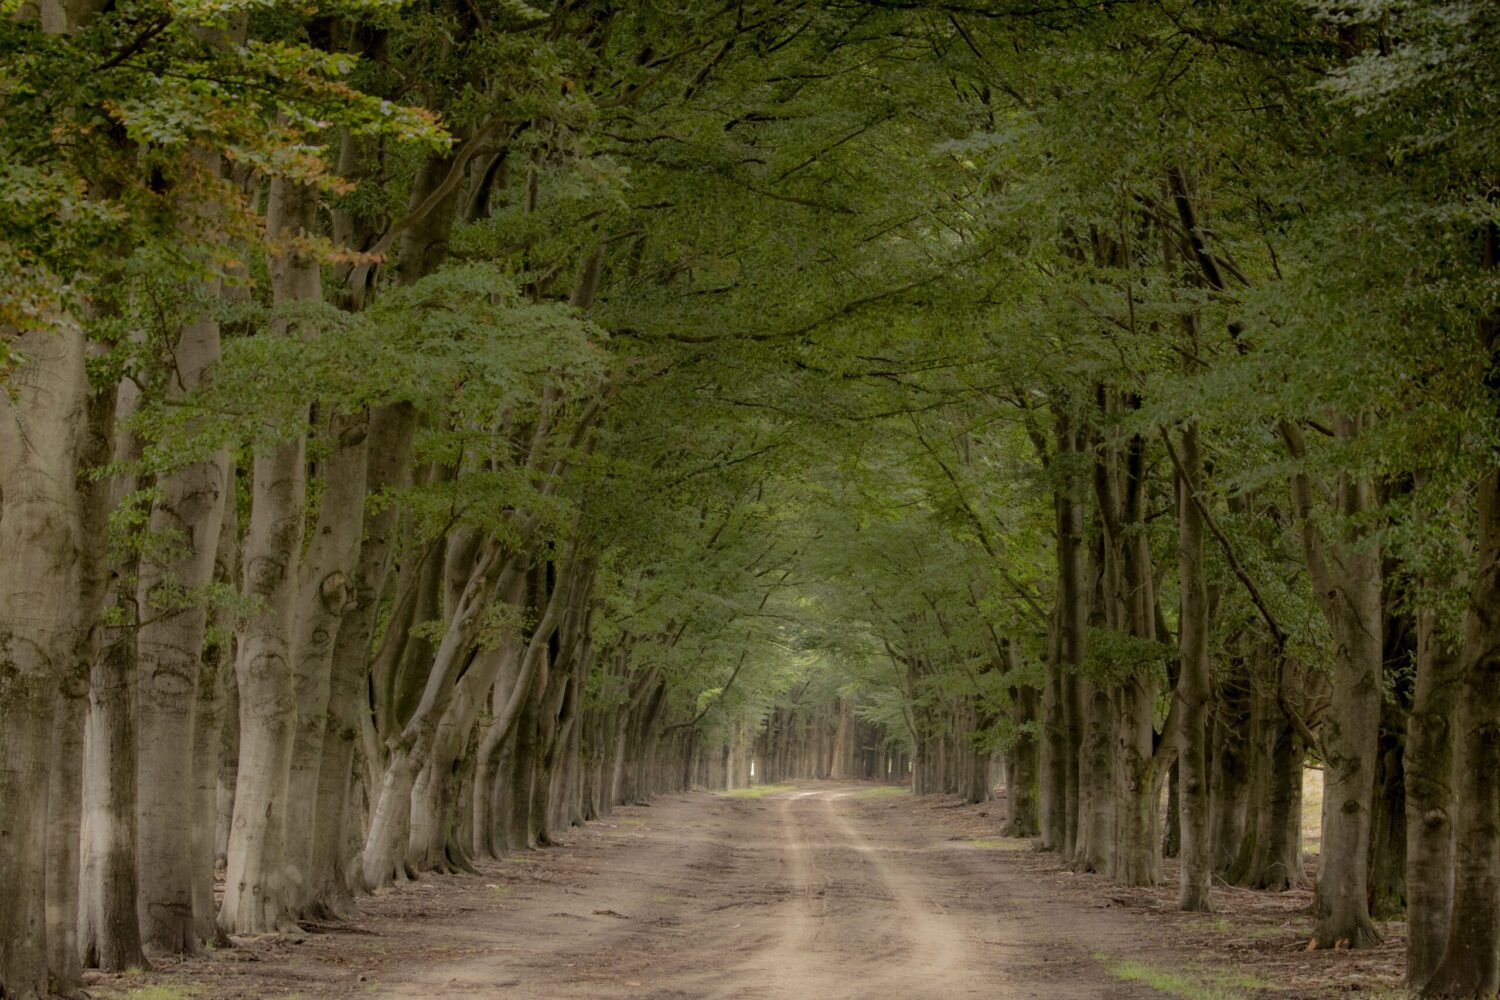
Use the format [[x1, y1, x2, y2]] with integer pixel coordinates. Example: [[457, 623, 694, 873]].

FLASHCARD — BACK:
[[370, 785, 1182, 999], [107, 786, 1192, 999]]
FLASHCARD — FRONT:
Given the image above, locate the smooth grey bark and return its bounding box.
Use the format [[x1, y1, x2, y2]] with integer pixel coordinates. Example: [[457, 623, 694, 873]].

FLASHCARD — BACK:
[[135, 173, 232, 951], [219, 178, 319, 936], [309, 403, 415, 910], [470, 658, 520, 858], [48, 372, 117, 991], [0, 317, 88, 1000], [134, 441, 229, 950], [78, 379, 148, 974], [285, 414, 369, 915], [1238, 656, 1306, 893]]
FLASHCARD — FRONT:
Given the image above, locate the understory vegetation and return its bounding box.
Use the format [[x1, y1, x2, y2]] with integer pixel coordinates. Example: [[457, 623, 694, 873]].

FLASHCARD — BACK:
[[1, 0, 1498, 997]]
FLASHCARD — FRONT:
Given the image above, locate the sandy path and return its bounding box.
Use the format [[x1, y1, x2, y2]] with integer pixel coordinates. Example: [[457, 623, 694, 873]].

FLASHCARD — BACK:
[[88, 782, 1406, 1000], [370, 784, 1167, 999]]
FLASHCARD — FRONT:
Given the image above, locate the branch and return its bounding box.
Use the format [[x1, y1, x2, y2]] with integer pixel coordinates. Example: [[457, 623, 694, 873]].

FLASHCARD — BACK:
[[345, 119, 504, 287], [1157, 426, 1288, 650]]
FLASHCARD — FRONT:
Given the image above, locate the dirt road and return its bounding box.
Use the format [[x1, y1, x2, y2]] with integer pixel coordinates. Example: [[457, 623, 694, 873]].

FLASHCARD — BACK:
[[372, 784, 1171, 999], [100, 783, 1318, 1000]]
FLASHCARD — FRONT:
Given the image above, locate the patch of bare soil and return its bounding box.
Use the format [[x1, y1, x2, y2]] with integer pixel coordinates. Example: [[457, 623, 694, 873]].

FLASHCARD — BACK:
[[907, 788, 1407, 999], [90, 784, 1400, 1000]]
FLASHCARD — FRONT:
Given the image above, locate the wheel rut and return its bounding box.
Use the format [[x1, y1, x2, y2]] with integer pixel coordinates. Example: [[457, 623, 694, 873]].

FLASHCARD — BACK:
[[371, 784, 1177, 999]]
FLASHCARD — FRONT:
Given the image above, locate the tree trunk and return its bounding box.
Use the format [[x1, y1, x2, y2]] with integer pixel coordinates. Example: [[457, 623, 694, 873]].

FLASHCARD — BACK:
[[1209, 664, 1253, 874], [1006, 686, 1040, 837], [0, 317, 87, 1000], [1424, 462, 1500, 994], [1239, 658, 1306, 893], [1424, 237, 1500, 990], [285, 414, 368, 915], [79, 383, 148, 972], [1405, 596, 1462, 987], [193, 498, 237, 944], [1175, 424, 1211, 911], [1294, 418, 1383, 950], [1367, 699, 1408, 920], [48, 374, 117, 990], [1073, 681, 1114, 873], [134, 298, 230, 953], [308, 403, 415, 909], [219, 177, 319, 936]]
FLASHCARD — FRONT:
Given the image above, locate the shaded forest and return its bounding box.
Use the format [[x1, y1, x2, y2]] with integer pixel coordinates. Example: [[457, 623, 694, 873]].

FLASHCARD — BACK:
[[1, 0, 1498, 997]]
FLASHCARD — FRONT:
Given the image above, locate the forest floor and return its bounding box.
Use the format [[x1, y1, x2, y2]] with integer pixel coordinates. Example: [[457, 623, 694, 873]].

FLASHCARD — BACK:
[[92, 782, 1407, 1000]]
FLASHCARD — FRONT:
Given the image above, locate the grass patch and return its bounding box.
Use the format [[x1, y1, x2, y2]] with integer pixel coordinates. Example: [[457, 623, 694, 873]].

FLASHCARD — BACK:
[[722, 783, 796, 798], [859, 785, 911, 799], [1096, 954, 1267, 1000], [122, 989, 196, 1000], [1187, 917, 1294, 941], [1189, 916, 1234, 935], [963, 837, 1030, 850]]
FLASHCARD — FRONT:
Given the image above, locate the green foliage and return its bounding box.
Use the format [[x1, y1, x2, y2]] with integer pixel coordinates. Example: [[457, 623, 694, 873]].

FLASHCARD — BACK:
[[9, 0, 1496, 819]]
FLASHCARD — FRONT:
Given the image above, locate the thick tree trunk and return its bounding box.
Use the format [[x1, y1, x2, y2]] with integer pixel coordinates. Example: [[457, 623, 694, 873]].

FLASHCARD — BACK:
[[134, 302, 230, 954], [410, 638, 516, 871], [1424, 267, 1500, 991], [1094, 403, 1165, 886], [0, 318, 87, 1000], [48, 654, 89, 991], [1112, 676, 1163, 887], [191, 615, 230, 945], [215, 662, 239, 868], [307, 403, 414, 909], [1073, 681, 1114, 873], [48, 377, 117, 990], [1239, 659, 1306, 892], [365, 550, 558, 884], [285, 415, 368, 915], [502, 705, 539, 850], [1209, 664, 1253, 874], [1405, 597, 1462, 987], [1006, 686, 1040, 837], [1294, 421, 1383, 950], [1424, 465, 1500, 994], [219, 178, 319, 936], [79, 383, 148, 973], [1041, 445, 1082, 850]]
